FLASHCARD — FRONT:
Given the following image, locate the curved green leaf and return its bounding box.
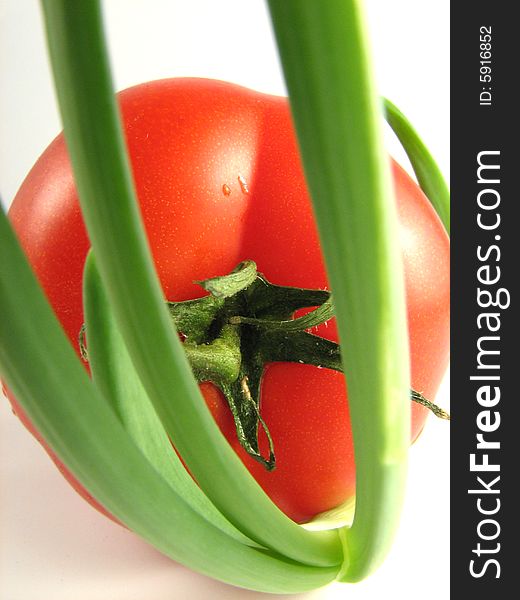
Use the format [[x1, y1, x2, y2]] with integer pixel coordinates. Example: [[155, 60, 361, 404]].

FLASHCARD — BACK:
[[83, 251, 256, 547], [268, 0, 410, 582], [384, 98, 450, 234], [39, 0, 342, 567], [0, 208, 339, 592]]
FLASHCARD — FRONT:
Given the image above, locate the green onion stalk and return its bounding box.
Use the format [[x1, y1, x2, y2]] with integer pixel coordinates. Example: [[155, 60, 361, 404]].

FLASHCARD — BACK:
[[0, 0, 449, 592]]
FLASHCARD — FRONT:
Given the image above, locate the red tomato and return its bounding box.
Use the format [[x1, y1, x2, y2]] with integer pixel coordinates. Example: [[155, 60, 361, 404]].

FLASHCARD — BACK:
[[7, 78, 449, 524]]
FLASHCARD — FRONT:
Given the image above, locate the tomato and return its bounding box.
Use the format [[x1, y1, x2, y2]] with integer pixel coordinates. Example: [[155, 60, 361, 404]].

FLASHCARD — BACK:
[[7, 78, 449, 524]]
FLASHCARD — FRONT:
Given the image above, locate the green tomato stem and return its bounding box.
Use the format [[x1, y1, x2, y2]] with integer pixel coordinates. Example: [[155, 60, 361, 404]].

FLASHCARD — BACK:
[[183, 325, 242, 385]]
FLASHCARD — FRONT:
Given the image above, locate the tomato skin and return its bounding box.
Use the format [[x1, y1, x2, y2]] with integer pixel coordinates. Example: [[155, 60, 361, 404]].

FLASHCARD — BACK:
[[7, 78, 449, 524]]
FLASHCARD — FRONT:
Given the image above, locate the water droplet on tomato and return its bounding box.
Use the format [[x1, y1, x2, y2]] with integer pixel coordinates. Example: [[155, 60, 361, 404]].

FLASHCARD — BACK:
[[238, 175, 249, 194], [222, 184, 231, 196]]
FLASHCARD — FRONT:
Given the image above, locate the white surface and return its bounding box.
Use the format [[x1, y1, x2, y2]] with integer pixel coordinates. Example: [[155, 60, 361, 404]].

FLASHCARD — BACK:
[[0, 1, 449, 598]]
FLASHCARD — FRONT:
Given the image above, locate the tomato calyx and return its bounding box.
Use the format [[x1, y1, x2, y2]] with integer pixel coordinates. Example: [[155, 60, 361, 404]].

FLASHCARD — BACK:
[[411, 389, 450, 420], [79, 259, 449, 471], [166, 260, 339, 470], [164, 261, 449, 471]]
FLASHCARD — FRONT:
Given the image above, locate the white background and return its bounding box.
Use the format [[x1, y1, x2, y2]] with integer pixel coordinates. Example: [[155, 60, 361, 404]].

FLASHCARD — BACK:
[[0, 1, 449, 599]]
